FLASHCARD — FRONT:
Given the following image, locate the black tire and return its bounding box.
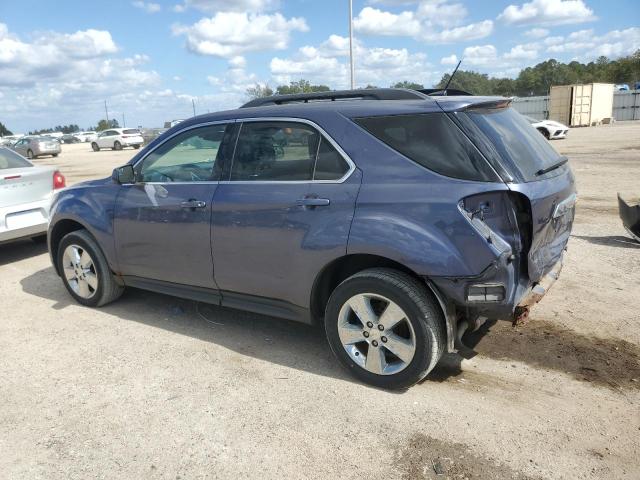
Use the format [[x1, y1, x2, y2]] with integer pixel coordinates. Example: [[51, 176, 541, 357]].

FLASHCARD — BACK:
[[324, 268, 446, 390], [52, 153, 58, 157], [133, 145, 140, 149], [57, 229, 124, 307], [113, 141, 122, 151], [26, 149, 34, 159], [91, 142, 99, 152]]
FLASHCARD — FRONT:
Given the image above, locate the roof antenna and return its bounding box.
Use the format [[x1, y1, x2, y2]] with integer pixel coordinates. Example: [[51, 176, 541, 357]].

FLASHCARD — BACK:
[[442, 59, 462, 96]]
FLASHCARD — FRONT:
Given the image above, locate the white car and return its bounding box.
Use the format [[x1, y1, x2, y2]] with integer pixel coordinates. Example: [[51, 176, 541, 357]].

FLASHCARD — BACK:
[[91, 128, 144, 151], [76, 131, 98, 143], [525, 116, 569, 140], [0, 147, 65, 243]]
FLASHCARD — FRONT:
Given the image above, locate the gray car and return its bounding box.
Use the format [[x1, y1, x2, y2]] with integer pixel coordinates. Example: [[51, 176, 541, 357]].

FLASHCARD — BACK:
[[11, 136, 61, 159]]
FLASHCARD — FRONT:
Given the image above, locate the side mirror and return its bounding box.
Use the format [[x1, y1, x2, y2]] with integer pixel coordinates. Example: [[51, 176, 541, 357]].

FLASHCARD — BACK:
[[113, 165, 135, 184]]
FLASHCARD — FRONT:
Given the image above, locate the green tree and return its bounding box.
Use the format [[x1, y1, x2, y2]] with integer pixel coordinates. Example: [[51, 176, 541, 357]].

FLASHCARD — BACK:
[[392, 81, 424, 90], [275, 79, 330, 95], [0, 122, 14, 136], [246, 83, 274, 99], [96, 119, 120, 131]]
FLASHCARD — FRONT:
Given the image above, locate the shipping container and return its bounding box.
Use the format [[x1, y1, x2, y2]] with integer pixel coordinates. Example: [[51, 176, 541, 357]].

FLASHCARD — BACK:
[[548, 83, 614, 127]]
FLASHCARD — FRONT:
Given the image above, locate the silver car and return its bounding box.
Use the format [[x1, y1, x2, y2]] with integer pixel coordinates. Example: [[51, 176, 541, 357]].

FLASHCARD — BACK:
[[11, 136, 61, 159], [0, 147, 65, 243]]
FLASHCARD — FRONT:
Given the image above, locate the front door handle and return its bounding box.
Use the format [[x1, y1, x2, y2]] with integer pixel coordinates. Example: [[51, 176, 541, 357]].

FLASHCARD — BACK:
[[180, 199, 207, 209], [296, 197, 330, 207]]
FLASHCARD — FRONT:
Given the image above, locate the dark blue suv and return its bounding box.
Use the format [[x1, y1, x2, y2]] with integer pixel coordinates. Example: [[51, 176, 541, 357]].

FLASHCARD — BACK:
[[48, 89, 575, 389]]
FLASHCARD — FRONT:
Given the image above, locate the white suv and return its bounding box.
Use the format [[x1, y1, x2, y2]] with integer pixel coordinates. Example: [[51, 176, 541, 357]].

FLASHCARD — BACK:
[[92, 129, 144, 151]]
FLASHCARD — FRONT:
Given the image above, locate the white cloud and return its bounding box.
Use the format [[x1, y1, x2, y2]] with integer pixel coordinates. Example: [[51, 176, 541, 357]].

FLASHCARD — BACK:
[[270, 35, 434, 88], [524, 27, 549, 38], [132, 1, 161, 13], [546, 27, 640, 59], [173, 0, 279, 13], [354, 4, 493, 44], [503, 43, 539, 60], [498, 0, 596, 26], [440, 53, 458, 65], [422, 20, 494, 43], [353, 7, 421, 36], [172, 12, 308, 58], [463, 44, 499, 66], [416, 0, 468, 28]]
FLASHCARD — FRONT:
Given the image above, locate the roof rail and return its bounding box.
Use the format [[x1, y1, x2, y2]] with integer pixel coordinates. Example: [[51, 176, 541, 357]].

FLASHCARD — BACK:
[[240, 88, 429, 108], [417, 88, 473, 96]]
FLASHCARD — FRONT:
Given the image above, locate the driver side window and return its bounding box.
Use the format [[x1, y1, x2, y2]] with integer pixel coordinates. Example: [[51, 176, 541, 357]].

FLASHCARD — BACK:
[[139, 123, 232, 183]]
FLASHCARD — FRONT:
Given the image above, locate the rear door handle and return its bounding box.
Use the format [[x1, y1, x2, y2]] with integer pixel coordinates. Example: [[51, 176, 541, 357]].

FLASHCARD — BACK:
[[296, 197, 330, 207], [180, 199, 207, 209]]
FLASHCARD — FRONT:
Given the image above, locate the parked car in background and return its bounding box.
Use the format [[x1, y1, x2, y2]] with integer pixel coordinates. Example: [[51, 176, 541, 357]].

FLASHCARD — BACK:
[[92, 129, 144, 151], [11, 136, 61, 158], [48, 88, 576, 389], [0, 147, 65, 244], [77, 131, 98, 143], [140, 127, 167, 145], [525, 115, 569, 140], [0, 135, 23, 146], [61, 134, 82, 144]]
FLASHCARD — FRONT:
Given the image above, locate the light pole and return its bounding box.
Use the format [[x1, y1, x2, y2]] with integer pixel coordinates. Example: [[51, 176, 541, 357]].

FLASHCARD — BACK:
[[349, 0, 355, 89]]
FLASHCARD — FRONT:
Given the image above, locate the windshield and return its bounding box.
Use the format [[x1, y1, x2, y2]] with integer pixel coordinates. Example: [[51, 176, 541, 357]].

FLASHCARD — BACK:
[[456, 107, 565, 183], [0, 147, 32, 169], [124, 129, 140, 135]]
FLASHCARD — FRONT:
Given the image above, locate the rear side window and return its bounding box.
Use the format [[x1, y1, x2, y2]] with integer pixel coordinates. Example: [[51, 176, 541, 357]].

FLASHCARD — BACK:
[[355, 113, 498, 182], [123, 129, 140, 135], [231, 122, 319, 181], [0, 148, 32, 169]]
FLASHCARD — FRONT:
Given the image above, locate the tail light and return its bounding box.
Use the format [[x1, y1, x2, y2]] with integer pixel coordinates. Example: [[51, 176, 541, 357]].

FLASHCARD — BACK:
[[53, 170, 66, 189]]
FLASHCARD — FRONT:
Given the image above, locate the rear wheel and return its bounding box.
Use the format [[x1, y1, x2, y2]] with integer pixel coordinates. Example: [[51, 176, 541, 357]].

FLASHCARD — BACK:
[[133, 145, 140, 149], [26, 149, 34, 159], [52, 153, 58, 157], [57, 229, 124, 307], [113, 141, 122, 151], [324, 268, 446, 389], [91, 142, 99, 152]]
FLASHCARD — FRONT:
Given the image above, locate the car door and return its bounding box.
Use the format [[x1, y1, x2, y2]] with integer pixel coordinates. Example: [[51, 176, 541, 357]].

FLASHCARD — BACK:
[[211, 119, 359, 318], [97, 131, 112, 148], [113, 121, 235, 289]]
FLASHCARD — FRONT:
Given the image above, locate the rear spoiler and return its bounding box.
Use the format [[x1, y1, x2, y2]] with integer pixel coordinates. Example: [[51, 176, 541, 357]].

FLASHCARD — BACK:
[[462, 98, 513, 111]]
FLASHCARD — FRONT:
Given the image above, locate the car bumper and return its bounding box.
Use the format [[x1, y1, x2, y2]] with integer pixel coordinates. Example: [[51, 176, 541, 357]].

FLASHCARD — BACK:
[[122, 138, 144, 147], [516, 257, 563, 309], [35, 147, 61, 155], [0, 199, 50, 243], [550, 129, 568, 139]]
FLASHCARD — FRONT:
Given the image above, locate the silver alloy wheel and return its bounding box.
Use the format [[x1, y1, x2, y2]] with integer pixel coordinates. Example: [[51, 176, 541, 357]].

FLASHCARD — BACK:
[[337, 293, 416, 375], [62, 244, 98, 299]]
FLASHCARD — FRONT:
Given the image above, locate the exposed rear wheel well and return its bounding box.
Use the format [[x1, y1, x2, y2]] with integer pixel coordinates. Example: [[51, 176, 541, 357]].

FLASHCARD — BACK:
[[49, 219, 86, 275], [311, 254, 423, 323]]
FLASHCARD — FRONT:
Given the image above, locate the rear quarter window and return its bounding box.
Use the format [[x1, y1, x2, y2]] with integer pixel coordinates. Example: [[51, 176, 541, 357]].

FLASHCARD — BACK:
[[354, 113, 498, 182]]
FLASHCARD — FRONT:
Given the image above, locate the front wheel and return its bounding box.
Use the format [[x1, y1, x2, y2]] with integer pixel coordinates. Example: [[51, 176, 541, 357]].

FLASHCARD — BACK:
[[324, 268, 446, 389], [91, 142, 99, 152], [57, 229, 124, 307], [26, 149, 34, 159]]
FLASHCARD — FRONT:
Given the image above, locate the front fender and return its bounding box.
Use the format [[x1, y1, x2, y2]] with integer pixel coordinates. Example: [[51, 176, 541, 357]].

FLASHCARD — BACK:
[[48, 181, 120, 271]]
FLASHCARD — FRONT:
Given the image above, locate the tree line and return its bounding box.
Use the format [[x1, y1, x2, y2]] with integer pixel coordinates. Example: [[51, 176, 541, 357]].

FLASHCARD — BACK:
[[247, 50, 640, 99]]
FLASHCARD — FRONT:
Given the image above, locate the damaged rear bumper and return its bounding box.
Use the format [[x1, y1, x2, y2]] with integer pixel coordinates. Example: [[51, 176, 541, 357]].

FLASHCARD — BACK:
[[516, 257, 563, 309]]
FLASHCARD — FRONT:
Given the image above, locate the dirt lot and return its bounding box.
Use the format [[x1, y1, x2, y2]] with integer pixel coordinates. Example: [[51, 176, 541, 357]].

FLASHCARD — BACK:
[[1, 124, 639, 479]]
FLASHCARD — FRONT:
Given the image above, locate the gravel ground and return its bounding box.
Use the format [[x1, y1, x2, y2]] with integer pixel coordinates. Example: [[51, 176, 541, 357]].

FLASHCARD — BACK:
[[1, 124, 639, 480]]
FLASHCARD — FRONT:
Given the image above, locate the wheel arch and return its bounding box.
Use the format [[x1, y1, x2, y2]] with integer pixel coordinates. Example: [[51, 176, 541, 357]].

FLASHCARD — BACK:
[[49, 219, 90, 275], [310, 253, 455, 350]]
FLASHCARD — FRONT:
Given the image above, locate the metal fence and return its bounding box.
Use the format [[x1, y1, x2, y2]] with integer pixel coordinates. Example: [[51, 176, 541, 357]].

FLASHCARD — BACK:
[[511, 90, 640, 121]]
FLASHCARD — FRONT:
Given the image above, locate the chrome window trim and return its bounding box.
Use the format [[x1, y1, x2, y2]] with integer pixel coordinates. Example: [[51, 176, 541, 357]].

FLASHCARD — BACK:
[[131, 117, 356, 185]]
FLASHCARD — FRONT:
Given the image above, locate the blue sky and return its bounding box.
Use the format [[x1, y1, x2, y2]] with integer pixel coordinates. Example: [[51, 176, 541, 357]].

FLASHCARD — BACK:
[[0, 0, 638, 132]]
